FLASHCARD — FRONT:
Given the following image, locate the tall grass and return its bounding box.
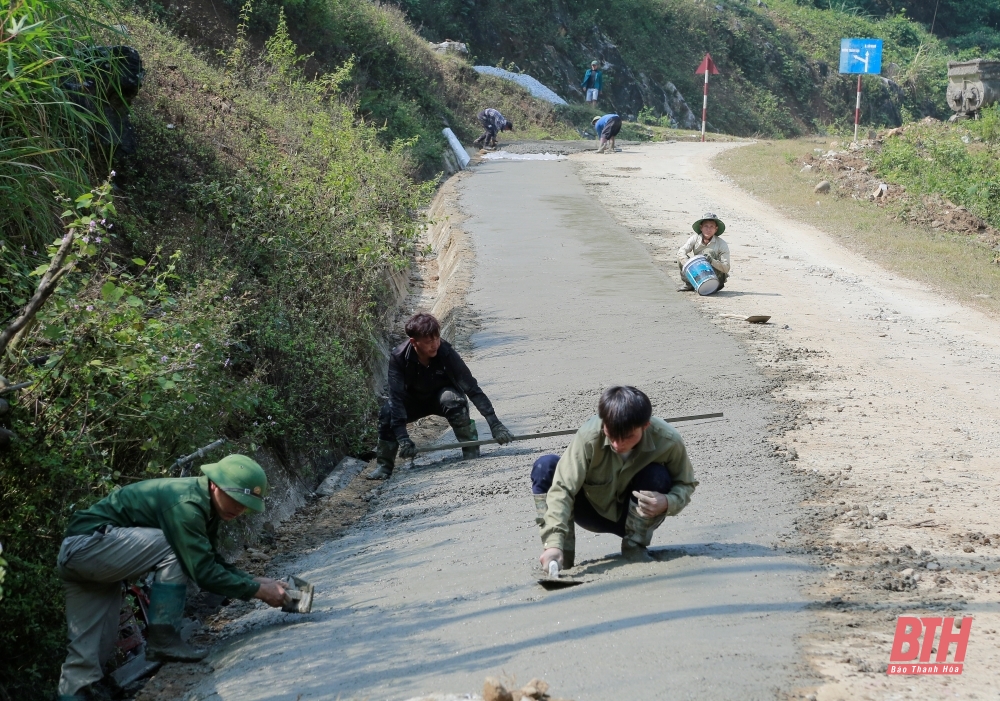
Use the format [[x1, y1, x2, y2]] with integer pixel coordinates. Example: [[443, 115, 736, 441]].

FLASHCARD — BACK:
[[0, 0, 122, 249]]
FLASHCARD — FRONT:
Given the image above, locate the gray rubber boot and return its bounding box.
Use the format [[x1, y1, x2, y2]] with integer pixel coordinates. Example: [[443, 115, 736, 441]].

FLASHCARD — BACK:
[[621, 501, 666, 563], [145, 582, 207, 662], [452, 417, 480, 459], [367, 439, 398, 480], [533, 493, 574, 568]]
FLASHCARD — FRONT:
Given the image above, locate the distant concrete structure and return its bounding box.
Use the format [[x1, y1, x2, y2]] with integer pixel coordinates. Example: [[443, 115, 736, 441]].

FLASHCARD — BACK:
[[430, 40, 468, 55], [947, 59, 1000, 119]]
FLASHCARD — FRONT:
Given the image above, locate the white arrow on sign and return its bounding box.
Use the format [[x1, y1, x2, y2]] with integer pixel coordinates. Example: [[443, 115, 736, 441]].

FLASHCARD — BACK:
[[852, 50, 870, 73]]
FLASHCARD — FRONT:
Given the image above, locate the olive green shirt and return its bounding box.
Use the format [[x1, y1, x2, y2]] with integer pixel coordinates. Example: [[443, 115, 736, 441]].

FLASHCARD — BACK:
[[541, 416, 698, 551], [66, 476, 259, 600]]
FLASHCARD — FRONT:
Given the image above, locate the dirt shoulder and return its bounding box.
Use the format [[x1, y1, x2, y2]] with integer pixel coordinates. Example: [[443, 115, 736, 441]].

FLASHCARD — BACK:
[[573, 141, 1000, 700]]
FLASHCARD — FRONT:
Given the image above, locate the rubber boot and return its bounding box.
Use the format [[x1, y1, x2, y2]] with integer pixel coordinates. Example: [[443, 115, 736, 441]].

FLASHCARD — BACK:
[[367, 439, 398, 480], [452, 417, 480, 459], [533, 494, 575, 568], [145, 582, 208, 663], [621, 501, 666, 563]]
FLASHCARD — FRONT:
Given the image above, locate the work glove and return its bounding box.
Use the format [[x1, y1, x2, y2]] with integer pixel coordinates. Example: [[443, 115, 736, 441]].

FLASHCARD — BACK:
[[398, 437, 417, 459], [488, 417, 514, 445]]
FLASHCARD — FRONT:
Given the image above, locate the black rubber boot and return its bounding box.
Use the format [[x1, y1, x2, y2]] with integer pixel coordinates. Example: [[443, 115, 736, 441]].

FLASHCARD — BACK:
[[621, 501, 666, 563], [367, 439, 398, 480], [452, 417, 480, 459], [145, 582, 208, 662]]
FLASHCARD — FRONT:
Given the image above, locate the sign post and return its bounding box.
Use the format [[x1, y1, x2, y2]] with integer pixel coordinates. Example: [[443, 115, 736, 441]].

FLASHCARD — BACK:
[[839, 38, 883, 142], [695, 53, 719, 142]]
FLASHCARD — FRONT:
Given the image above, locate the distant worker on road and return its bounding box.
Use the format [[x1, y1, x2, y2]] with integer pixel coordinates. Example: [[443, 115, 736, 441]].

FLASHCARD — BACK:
[[581, 60, 603, 106], [472, 108, 514, 148], [56, 455, 288, 701], [677, 212, 731, 293], [592, 113, 622, 154], [367, 312, 514, 480], [532, 386, 697, 568]]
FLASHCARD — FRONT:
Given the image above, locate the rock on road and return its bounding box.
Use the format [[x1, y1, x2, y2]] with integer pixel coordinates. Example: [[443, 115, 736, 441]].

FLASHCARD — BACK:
[[187, 149, 817, 700]]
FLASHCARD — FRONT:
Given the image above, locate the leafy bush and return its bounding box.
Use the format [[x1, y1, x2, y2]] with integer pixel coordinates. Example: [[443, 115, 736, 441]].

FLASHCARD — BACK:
[[875, 110, 1000, 227]]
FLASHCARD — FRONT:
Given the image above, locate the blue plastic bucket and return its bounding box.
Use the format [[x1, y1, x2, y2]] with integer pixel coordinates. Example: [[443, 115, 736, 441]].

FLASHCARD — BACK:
[[682, 255, 720, 295]]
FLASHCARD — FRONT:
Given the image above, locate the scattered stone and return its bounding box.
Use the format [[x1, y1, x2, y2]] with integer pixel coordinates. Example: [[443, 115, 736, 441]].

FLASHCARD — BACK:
[[245, 548, 271, 563], [519, 679, 550, 699], [964, 545, 975, 553], [800, 164, 814, 172], [484, 677, 513, 701], [815, 181, 831, 194]]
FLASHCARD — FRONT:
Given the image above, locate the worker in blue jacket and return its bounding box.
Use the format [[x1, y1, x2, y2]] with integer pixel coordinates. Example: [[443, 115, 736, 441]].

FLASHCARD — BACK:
[[581, 61, 603, 105], [592, 113, 622, 154]]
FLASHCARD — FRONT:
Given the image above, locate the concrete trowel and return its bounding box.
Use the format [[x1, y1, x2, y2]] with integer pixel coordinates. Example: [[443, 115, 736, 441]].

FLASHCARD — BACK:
[[281, 576, 315, 613], [538, 560, 584, 591]]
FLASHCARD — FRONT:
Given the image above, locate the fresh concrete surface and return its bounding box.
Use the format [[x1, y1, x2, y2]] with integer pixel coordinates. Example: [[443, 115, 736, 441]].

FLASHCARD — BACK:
[[189, 156, 816, 701]]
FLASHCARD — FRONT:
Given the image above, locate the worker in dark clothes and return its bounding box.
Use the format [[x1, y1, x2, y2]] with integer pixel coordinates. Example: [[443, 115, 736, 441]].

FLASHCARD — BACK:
[[472, 108, 514, 148], [367, 312, 514, 480], [56, 455, 288, 700], [592, 113, 622, 154]]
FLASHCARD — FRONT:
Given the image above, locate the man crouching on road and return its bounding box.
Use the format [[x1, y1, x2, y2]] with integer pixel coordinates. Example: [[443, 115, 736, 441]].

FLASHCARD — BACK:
[[532, 386, 697, 567], [56, 455, 288, 700], [367, 312, 514, 480]]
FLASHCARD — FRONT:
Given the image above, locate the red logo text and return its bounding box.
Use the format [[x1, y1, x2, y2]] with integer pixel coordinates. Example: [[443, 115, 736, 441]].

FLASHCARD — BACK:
[[887, 616, 972, 675]]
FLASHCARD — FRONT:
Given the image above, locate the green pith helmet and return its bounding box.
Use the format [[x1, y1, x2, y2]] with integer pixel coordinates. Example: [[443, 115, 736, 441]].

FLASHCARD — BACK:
[[201, 454, 267, 513]]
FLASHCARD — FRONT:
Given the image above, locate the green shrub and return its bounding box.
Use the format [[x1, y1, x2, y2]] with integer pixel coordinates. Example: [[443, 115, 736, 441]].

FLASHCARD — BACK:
[[874, 110, 1000, 228]]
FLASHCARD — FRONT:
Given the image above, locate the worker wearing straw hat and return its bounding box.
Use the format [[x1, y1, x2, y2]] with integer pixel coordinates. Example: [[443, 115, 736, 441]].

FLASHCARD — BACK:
[[677, 212, 731, 292]]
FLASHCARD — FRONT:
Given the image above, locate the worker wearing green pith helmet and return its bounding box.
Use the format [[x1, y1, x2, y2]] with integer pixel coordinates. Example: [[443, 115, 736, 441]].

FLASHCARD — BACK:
[[55, 455, 288, 701]]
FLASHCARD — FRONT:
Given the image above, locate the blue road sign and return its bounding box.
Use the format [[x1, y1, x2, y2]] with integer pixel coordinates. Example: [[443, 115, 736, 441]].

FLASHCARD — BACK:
[[839, 38, 883, 74]]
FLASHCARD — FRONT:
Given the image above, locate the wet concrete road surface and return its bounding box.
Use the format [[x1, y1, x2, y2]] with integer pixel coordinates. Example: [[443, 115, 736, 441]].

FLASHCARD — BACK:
[[190, 158, 815, 700]]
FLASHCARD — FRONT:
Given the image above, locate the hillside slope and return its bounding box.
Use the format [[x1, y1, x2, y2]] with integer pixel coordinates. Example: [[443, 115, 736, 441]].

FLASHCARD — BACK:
[[391, 0, 956, 136]]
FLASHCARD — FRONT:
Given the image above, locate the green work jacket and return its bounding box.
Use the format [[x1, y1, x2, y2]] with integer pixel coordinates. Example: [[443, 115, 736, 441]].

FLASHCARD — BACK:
[[541, 416, 698, 551], [66, 476, 259, 600]]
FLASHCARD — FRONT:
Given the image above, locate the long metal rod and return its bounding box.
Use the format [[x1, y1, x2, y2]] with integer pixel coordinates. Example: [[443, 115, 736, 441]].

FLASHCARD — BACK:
[[0, 381, 32, 396], [414, 412, 723, 454]]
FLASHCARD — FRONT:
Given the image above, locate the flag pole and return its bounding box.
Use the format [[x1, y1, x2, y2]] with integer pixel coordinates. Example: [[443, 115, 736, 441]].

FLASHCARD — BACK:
[[702, 70, 710, 142], [854, 75, 862, 143]]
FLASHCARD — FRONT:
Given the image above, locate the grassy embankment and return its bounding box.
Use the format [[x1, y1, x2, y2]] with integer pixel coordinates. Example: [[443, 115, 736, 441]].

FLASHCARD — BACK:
[[714, 114, 1000, 314], [393, 0, 955, 138], [0, 0, 573, 695]]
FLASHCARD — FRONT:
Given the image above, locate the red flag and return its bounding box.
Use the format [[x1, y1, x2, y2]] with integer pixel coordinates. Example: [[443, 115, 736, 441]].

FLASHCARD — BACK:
[[695, 53, 719, 75]]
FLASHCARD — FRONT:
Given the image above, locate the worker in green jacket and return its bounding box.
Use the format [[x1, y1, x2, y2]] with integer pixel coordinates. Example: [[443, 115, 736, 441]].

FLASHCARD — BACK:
[[531, 386, 697, 566], [56, 454, 288, 701]]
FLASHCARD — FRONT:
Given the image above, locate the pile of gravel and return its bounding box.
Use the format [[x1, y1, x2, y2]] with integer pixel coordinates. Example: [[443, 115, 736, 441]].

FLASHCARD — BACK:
[[473, 66, 568, 106]]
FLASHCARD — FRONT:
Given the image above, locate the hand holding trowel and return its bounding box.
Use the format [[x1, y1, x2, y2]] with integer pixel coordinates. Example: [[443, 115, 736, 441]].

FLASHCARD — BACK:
[[281, 576, 315, 613], [538, 554, 585, 590]]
